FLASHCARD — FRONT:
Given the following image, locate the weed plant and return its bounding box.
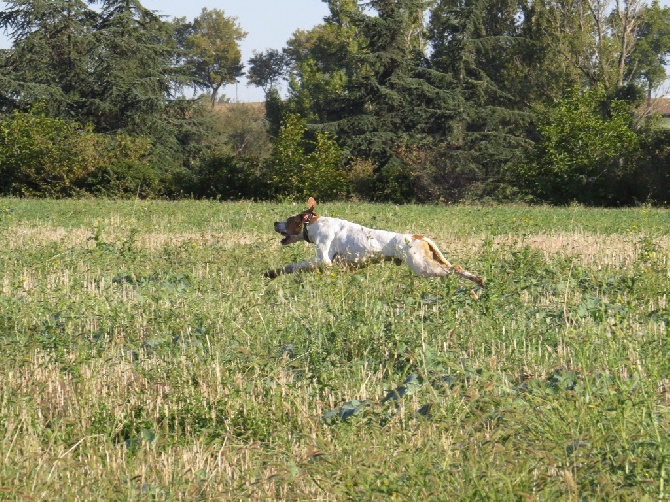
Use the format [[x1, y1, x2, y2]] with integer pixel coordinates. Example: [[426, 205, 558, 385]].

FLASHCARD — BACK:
[[0, 199, 668, 500]]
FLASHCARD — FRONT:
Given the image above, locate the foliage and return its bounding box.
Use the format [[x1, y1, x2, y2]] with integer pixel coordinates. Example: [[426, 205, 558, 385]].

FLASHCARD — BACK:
[[80, 134, 160, 198], [0, 108, 93, 197], [283, 22, 357, 124], [1, 0, 670, 204], [247, 49, 291, 93], [264, 114, 348, 200], [0, 0, 96, 115], [0, 108, 161, 198], [210, 103, 272, 159], [0, 1, 206, 166], [514, 87, 641, 205], [182, 8, 247, 109], [90, 0, 178, 134], [269, 0, 534, 202], [629, 0, 670, 98], [630, 128, 670, 204], [259, 0, 670, 205], [184, 154, 266, 200], [325, 0, 433, 166]]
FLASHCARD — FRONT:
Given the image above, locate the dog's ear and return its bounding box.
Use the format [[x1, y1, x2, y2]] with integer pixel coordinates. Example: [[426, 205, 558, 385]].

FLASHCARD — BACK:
[[307, 197, 316, 211]]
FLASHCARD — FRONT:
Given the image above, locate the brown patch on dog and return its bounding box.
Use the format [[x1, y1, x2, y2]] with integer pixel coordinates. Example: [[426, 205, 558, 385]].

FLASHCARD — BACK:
[[428, 245, 447, 265], [417, 237, 452, 267], [415, 237, 485, 287], [412, 234, 424, 241], [285, 215, 305, 236]]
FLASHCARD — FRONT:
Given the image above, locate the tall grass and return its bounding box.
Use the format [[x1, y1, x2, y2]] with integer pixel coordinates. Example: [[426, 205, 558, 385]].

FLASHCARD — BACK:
[[0, 199, 668, 500]]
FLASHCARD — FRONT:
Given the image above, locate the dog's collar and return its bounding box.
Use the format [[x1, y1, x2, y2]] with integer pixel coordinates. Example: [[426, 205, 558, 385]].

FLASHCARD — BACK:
[[302, 212, 316, 243]]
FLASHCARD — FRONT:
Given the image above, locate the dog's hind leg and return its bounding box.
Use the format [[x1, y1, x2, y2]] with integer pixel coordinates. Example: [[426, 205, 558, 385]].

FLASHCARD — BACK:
[[407, 237, 485, 287]]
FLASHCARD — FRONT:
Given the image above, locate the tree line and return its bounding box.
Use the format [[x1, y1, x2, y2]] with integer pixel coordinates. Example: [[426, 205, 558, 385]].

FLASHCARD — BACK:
[[1, 0, 669, 205]]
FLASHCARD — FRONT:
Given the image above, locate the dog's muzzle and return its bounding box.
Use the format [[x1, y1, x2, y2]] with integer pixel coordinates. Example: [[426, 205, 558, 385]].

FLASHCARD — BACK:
[[273, 222, 291, 245]]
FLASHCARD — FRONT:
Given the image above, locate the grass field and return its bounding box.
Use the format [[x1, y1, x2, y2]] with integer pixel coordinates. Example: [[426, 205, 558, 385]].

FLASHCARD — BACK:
[[0, 199, 668, 500]]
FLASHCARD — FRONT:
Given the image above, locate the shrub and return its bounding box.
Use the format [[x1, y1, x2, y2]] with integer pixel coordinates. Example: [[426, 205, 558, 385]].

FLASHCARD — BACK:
[[185, 154, 267, 200], [81, 134, 160, 198], [514, 87, 641, 205], [630, 128, 670, 204], [348, 158, 376, 200], [263, 114, 349, 200], [0, 108, 93, 197], [372, 156, 414, 203], [0, 108, 162, 198]]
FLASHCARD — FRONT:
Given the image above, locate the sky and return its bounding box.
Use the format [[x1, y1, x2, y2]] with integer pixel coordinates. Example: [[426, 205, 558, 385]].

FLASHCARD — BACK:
[[0, 0, 331, 102]]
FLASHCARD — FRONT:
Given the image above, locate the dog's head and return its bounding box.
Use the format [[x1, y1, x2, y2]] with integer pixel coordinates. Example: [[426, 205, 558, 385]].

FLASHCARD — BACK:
[[273, 197, 319, 245]]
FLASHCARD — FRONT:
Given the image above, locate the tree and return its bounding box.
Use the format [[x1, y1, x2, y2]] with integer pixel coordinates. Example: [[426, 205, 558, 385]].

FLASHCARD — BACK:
[[417, 0, 533, 198], [628, 1, 670, 101], [184, 8, 247, 108], [0, 0, 97, 114], [258, 2, 361, 130], [283, 22, 357, 123], [515, 87, 640, 204], [89, 0, 177, 134], [325, 0, 435, 164], [0, 0, 182, 134], [247, 49, 291, 94], [264, 114, 347, 200], [523, 0, 649, 96]]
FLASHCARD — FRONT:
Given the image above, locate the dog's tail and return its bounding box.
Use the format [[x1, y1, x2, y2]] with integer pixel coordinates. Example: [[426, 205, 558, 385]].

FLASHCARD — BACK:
[[419, 236, 485, 288]]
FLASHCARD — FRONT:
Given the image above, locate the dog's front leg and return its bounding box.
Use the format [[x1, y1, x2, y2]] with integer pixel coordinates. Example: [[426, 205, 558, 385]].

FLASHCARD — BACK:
[[264, 258, 328, 279]]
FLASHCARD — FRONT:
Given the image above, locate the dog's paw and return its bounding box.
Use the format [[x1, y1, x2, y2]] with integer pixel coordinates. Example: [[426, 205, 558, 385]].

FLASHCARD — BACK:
[[264, 268, 281, 279]]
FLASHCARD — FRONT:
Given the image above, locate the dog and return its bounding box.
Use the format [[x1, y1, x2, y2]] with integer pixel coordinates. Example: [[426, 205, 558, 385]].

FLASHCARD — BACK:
[[265, 197, 484, 287]]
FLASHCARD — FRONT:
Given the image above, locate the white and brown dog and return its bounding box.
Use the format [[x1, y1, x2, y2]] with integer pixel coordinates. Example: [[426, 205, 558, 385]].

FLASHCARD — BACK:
[[265, 197, 484, 287]]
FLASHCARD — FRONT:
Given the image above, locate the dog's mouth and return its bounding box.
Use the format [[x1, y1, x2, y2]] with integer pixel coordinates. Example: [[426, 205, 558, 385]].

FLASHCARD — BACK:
[[274, 220, 301, 245]]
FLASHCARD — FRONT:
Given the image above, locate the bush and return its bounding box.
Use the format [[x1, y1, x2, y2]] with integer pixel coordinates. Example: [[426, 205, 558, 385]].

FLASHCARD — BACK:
[[0, 108, 164, 198], [514, 87, 641, 205], [184, 154, 267, 200], [0, 108, 93, 197], [81, 134, 161, 198], [348, 158, 376, 200], [631, 128, 670, 204], [372, 157, 414, 203], [263, 114, 349, 200]]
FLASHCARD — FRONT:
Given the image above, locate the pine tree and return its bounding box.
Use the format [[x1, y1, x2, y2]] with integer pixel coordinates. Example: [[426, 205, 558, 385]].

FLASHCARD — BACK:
[[88, 0, 176, 133], [426, 0, 532, 196], [327, 0, 436, 164], [0, 0, 97, 114]]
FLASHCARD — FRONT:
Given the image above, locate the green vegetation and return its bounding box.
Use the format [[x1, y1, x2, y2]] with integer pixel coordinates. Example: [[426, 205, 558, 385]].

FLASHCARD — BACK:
[[2, 0, 670, 204], [0, 199, 668, 499], [514, 87, 641, 205]]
